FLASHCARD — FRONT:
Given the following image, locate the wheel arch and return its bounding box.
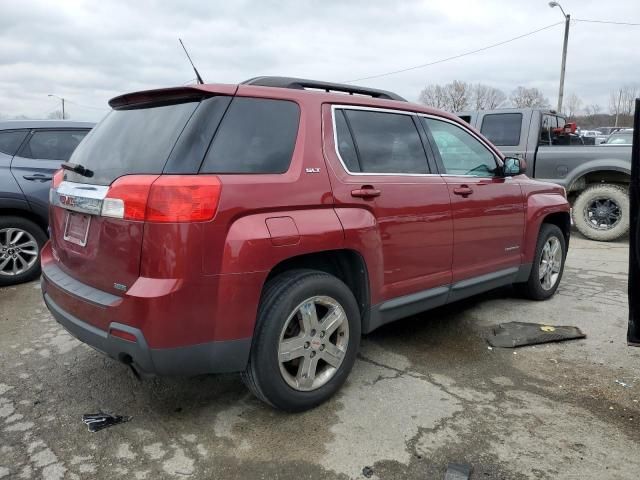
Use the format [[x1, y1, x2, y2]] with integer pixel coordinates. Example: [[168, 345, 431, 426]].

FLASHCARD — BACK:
[[541, 211, 571, 250], [0, 207, 48, 235], [264, 249, 371, 323], [567, 167, 631, 194]]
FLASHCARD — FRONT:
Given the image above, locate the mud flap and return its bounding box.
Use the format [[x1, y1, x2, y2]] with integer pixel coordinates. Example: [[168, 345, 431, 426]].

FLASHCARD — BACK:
[[487, 322, 585, 348], [629, 98, 640, 346]]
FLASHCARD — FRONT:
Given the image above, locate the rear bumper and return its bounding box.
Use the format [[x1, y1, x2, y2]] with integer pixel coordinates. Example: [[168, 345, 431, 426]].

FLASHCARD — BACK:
[[43, 290, 251, 376]]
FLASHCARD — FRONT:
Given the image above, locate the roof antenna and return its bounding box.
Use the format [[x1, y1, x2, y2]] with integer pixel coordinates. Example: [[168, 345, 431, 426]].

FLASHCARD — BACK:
[[179, 38, 204, 84]]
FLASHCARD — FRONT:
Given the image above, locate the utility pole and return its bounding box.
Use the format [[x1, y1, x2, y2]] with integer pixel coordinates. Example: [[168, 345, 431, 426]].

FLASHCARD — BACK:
[[549, 2, 570, 113], [615, 89, 622, 127], [47, 94, 66, 119]]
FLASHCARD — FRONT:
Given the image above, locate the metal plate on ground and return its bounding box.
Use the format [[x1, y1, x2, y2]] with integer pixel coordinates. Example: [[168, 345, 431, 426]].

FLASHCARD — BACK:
[[487, 322, 585, 348]]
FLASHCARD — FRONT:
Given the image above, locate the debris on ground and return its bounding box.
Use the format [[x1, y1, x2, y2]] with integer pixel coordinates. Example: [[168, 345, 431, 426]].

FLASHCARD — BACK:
[[444, 463, 472, 480], [81, 412, 132, 432], [362, 466, 374, 478], [615, 380, 632, 388], [487, 322, 585, 348]]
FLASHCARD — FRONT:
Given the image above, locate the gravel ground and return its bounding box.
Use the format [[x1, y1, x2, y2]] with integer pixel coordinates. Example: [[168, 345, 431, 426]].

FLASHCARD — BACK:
[[1, 234, 639, 479]]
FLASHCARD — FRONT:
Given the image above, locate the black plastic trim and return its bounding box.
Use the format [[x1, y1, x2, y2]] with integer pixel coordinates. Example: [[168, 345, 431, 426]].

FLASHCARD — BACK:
[[43, 291, 252, 375], [42, 262, 120, 307], [364, 264, 531, 333], [242, 76, 407, 102]]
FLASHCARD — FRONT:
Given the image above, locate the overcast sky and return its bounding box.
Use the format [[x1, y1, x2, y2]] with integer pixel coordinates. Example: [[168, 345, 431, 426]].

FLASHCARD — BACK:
[[1, 0, 638, 121]]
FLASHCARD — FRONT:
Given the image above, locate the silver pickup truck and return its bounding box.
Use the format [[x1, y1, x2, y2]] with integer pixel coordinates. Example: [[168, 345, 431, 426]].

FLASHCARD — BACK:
[[457, 108, 632, 241]]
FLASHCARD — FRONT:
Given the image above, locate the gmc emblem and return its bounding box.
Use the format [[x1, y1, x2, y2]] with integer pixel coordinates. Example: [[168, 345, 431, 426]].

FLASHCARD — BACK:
[[59, 195, 76, 207]]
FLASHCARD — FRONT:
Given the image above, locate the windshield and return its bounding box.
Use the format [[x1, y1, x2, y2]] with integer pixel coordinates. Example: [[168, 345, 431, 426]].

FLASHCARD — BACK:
[[64, 100, 199, 185], [605, 133, 633, 145]]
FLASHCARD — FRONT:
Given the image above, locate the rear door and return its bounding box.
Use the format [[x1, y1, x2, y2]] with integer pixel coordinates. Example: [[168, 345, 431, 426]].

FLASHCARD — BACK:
[[0, 129, 30, 206], [11, 129, 89, 220], [324, 105, 453, 302], [421, 116, 525, 283]]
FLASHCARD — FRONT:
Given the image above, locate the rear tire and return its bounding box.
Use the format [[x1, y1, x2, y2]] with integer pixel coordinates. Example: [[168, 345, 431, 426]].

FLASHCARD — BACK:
[[572, 184, 629, 241], [242, 269, 361, 412], [516, 223, 566, 301], [0, 216, 47, 287]]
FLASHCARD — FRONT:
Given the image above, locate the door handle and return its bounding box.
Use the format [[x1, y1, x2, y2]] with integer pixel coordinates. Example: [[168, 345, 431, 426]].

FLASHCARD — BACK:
[[453, 185, 473, 197], [23, 174, 53, 182], [351, 186, 381, 199]]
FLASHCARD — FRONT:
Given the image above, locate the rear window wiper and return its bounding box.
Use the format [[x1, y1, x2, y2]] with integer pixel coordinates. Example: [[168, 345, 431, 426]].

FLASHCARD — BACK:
[[61, 161, 94, 178]]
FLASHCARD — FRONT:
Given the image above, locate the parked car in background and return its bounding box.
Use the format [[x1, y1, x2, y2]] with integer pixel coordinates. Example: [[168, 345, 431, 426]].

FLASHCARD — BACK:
[[596, 126, 625, 136], [42, 77, 570, 411], [456, 108, 632, 241], [579, 129, 607, 145], [602, 129, 633, 146], [0, 120, 93, 285]]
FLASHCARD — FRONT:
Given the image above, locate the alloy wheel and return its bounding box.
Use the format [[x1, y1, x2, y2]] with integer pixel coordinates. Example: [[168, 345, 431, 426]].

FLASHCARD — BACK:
[[0, 228, 39, 277], [585, 197, 622, 231], [539, 236, 562, 291], [278, 296, 349, 392]]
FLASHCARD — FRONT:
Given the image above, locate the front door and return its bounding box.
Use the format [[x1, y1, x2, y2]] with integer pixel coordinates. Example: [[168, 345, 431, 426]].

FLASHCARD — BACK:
[[421, 116, 525, 283], [11, 129, 89, 220], [324, 105, 453, 303]]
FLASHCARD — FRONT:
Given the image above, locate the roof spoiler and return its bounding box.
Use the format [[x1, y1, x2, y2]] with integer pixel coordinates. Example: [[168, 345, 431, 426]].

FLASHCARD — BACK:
[[108, 86, 215, 109]]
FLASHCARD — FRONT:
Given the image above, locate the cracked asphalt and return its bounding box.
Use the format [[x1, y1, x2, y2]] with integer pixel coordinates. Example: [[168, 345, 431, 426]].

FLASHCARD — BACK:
[[1, 234, 639, 479]]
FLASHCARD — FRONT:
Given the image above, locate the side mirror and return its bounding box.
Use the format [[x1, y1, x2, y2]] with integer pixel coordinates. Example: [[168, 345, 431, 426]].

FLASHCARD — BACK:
[[502, 157, 526, 176]]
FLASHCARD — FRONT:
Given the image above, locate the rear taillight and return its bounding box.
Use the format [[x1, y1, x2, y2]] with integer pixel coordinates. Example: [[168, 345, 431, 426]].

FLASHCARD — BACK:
[[52, 169, 64, 188], [101, 175, 221, 223], [49, 169, 64, 203]]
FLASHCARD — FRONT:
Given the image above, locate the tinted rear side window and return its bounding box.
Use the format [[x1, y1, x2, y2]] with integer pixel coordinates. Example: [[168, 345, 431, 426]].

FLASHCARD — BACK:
[[480, 113, 522, 146], [0, 130, 28, 155], [334, 110, 360, 172], [201, 97, 299, 174], [343, 109, 428, 174], [66, 101, 199, 185], [21, 130, 88, 161]]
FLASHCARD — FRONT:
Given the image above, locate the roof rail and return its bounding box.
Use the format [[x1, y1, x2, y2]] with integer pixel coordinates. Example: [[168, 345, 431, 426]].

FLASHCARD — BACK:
[[241, 76, 407, 102]]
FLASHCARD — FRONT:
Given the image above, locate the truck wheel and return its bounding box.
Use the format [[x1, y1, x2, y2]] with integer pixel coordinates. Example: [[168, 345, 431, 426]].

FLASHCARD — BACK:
[[572, 184, 629, 241], [0, 216, 47, 287], [516, 223, 566, 300], [242, 269, 361, 412]]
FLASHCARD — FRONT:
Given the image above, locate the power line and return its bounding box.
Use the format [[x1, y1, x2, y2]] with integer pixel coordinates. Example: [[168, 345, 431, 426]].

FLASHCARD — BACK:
[[343, 21, 564, 83], [574, 18, 640, 26]]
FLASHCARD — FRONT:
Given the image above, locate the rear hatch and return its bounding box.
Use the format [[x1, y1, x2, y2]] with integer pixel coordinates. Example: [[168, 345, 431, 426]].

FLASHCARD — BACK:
[[49, 87, 234, 293]]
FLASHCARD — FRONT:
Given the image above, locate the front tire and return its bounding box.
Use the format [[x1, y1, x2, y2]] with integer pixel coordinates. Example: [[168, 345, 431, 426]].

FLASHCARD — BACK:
[[516, 223, 566, 300], [572, 184, 629, 241], [242, 269, 361, 412], [0, 216, 47, 287]]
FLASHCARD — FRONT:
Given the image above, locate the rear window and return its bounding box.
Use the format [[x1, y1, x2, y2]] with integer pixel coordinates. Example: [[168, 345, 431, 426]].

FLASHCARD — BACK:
[[480, 113, 522, 146], [0, 130, 28, 156], [200, 97, 299, 174], [65, 100, 199, 185]]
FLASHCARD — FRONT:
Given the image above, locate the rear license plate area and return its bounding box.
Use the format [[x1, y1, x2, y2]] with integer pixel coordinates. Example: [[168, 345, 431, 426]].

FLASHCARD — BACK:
[[64, 212, 91, 247]]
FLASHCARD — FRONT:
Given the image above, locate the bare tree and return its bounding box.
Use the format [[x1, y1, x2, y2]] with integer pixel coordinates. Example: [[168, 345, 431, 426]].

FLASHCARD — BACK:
[[584, 104, 601, 116], [418, 84, 448, 110], [509, 86, 550, 108], [609, 85, 639, 126], [566, 93, 582, 119], [47, 110, 68, 120], [472, 84, 506, 110], [447, 80, 471, 112]]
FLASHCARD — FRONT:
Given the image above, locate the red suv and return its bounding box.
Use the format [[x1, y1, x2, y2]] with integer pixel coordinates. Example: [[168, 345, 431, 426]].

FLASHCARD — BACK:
[[41, 77, 570, 411]]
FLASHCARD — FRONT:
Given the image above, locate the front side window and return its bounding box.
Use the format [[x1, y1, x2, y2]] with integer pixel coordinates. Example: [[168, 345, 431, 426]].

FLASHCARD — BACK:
[[480, 113, 522, 146], [423, 118, 497, 177], [201, 97, 299, 174], [539, 114, 554, 145], [21, 130, 88, 161], [340, 109, 428, 174]]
